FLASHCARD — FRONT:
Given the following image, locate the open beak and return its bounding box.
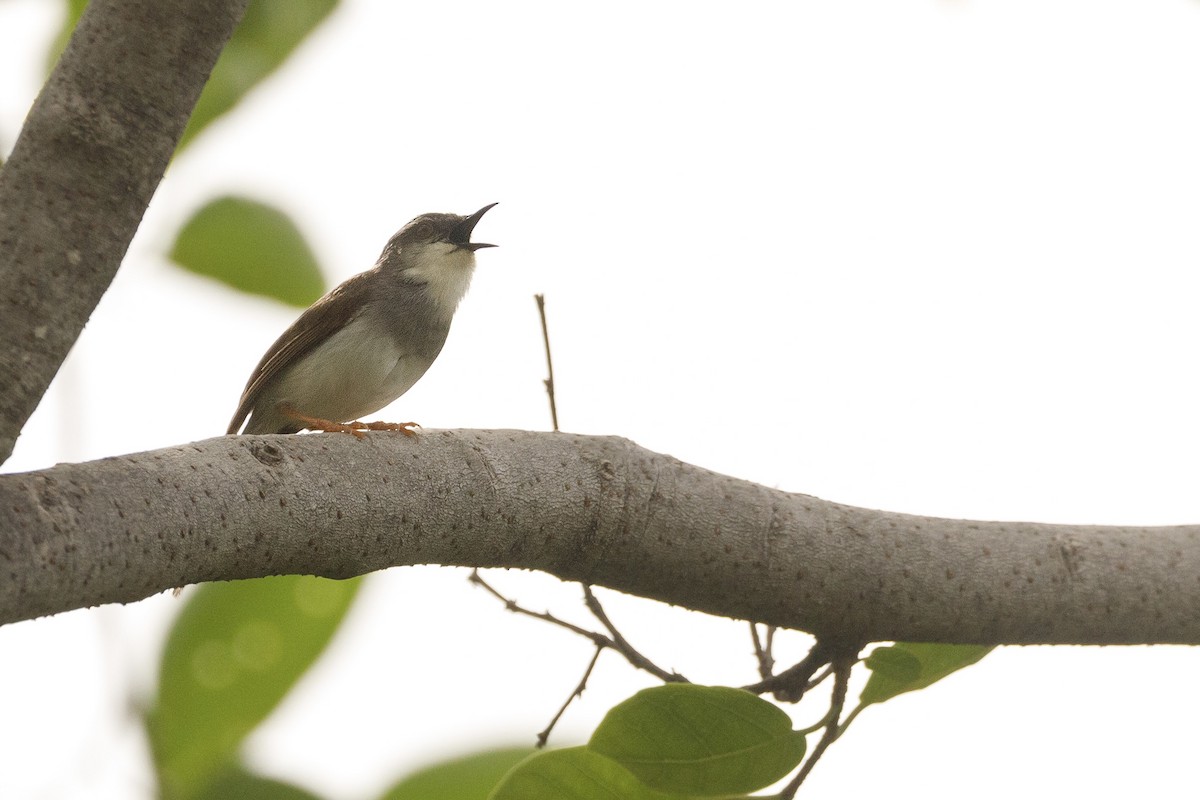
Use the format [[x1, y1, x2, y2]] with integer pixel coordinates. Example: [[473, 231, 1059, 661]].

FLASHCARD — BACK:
[[450, 202, 498, 251]]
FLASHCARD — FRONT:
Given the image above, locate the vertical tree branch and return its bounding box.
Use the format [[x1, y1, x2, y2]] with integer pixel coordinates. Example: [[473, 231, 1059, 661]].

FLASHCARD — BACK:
[[0, 0, 248, 464]]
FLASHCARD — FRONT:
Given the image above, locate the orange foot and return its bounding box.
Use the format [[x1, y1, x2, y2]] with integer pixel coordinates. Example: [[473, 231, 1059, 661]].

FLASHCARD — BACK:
[[281, 405, 420, 438]]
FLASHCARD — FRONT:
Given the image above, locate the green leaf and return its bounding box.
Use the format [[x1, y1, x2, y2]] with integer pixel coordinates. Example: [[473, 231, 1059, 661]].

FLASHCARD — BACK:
[[149, 575, 361, 800], [859, 642, 992, 706], [488, 747, 692, 800], [194, 766, 328, 800], [588, 684, 806, 796], [170, 196, 325, 307], [178, 0, 339, 151], [380, 747, 536, 800]]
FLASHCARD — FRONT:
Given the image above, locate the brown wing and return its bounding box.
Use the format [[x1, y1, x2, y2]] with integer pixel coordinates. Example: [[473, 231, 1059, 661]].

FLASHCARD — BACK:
[[226, 269, 377, 434]]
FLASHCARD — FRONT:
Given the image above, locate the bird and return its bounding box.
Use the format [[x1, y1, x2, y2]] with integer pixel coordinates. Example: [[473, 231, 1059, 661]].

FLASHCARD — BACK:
[[226, 203, 497, 436]]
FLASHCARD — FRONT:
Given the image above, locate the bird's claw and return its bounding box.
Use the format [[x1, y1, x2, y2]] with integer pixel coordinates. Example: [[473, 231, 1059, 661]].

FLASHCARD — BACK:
[[280, 405, 419, 437], [354, 420, 420, 437]]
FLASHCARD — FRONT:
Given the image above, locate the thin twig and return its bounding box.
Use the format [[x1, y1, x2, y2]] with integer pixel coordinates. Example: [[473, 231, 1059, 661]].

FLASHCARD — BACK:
[[806, 664, 834, 691], [779, 654, 856, 799], [583, 585, 688, 683], [470, 571, 685, 683], [750, 622, 777, 680], [835, 700, 868, 736], [469, 570, 607, 645], [537, 645, 604, 748], [534, 294, 560, 432]]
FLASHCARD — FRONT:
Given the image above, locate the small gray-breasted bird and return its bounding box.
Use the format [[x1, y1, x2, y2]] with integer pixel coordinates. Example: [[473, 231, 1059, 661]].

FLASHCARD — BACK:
[[227, 203, 497, 436]]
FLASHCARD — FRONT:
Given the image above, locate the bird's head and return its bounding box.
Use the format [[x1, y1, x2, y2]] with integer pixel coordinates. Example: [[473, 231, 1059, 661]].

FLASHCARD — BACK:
[[380, 203, 498, 316], [387, 203, 497, 260]]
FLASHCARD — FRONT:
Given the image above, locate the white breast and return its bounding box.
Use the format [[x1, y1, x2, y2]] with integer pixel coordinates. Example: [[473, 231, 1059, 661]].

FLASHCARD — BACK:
[[272, 313, 436, 423]]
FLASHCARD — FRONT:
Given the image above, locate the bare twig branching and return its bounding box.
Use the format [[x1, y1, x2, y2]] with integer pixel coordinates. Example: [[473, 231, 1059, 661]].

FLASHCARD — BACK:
[[468, 570, 606, 644], [469, 571, 685, 683], [537, 645, 604, 748], [534, 294, 560, 432], [583, 585, 687, 683], [475, 573, 868, 785]]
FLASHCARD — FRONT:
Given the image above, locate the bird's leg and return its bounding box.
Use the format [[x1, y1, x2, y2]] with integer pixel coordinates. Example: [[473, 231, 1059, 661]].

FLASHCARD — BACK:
[[279, 405, 368, 438], [354, 420, 421, 435], [279, 404, 418, 438]]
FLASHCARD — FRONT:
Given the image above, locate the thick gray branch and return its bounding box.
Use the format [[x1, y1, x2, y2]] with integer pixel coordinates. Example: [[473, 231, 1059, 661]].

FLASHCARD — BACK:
[[0, 0, 248, 463], [1, 430, 1197, 644]]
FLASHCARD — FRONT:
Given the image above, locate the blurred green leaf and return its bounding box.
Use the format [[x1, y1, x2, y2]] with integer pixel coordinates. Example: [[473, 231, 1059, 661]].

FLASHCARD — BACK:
[[380, 747, 536, 800], [194, 766, 328, 800], [588, 684, 805, 796], [149, 575, 361, 800], [47, 0, 336, 149], [178, 0, 338, 151], [45, 0, 89, 73], [170, 195, 325, 306], [488, 747, 692, 800], [859, 642, 992, 706]]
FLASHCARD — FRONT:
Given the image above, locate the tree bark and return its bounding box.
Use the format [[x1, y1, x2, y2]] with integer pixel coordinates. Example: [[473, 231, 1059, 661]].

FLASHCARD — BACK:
[[3, 1, 1199, 652], [0, 0, 249, 464], [2, 429, 1197, 644]]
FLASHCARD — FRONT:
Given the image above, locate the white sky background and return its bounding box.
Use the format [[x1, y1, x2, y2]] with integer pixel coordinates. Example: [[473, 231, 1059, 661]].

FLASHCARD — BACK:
[[2, 0, 1200, 797]]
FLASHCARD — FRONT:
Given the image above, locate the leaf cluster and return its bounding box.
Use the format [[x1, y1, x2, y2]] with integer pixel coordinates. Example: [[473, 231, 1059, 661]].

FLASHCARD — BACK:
[[145, 575, 989, 800], [485, 641, 990, 799]]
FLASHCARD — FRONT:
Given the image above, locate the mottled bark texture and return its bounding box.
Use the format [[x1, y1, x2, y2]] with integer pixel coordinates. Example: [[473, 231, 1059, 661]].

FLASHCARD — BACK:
[[0, 0, 248, 463], [3, 2, 1199, 648], [2, 429, 1198, 644]]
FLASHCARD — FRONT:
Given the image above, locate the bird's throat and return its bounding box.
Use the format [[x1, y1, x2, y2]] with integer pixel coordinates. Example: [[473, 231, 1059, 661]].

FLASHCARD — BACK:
[[401, 243, 477, 321]]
